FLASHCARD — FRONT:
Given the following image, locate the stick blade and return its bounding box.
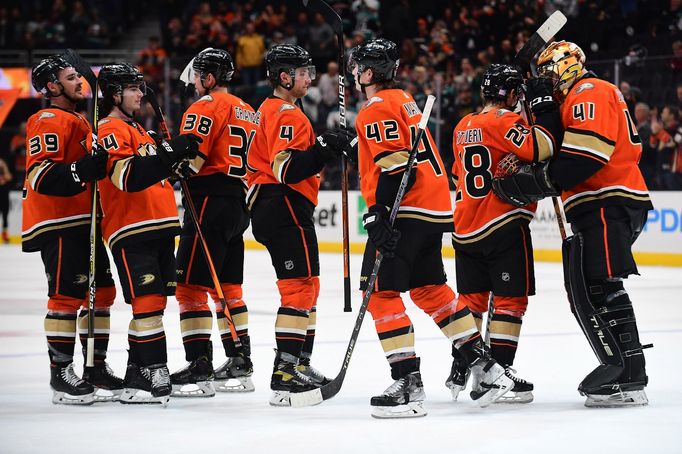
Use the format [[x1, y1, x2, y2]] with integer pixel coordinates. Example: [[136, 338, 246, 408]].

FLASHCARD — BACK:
[[514, 11, 567, 71], [537, 11, 567, 42], [289, 388, 324, 407]]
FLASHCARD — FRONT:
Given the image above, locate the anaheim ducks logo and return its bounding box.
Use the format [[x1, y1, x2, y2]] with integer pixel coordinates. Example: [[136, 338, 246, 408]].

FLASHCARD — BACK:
[[38, 111, 56, 120], [73, 274, 88, 285], [137, 143, 157, 157], [139, 274, 156, 286], [279, 104, 296, 112], [575, 82, 594, 95]]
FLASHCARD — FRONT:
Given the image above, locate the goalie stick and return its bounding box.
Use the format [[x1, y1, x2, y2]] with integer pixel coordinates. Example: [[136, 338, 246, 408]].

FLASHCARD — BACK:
[[290, 95, 436, 408], [302, 0, 352, 312], [63, 49, 99, 367], [144, 87, 242, 346]]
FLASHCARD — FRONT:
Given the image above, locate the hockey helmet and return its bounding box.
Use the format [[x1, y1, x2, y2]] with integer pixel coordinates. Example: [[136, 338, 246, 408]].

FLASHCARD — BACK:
[[31, 55, 72, 97], [266, 44, 315, 88], [348, 38, 400, 84], [536, 40, 586, 98], [481, 64, 524, 102], [98, 62, 146, 99], [193, 48, 235, 85]]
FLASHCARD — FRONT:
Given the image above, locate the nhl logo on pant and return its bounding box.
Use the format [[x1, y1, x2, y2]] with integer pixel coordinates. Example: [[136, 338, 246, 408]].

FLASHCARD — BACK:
[[501, 272, 510, 282], [284, 260, 294, 271]]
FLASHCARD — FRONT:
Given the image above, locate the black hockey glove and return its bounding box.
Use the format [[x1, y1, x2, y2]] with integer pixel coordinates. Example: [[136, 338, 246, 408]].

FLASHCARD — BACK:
[[157, 133, 202, 178], [312, 128, 356, 164], [147, 130, 165, 148], [71, 142, 108, 183], [363, 204, 401, 258], [525, 77, 557, 114], [492, 159, 560, 207]]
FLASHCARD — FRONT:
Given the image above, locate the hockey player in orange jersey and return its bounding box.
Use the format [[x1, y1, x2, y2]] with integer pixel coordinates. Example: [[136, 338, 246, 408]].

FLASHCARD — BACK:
[[350, 39, 513, 418], [247, 44, 354, 406], [451, 64, 564, 404], [96, 62, 200, 405], [493, 41, 654, 408], [23, 55, 122, 405], [170, 48, 259, 397]]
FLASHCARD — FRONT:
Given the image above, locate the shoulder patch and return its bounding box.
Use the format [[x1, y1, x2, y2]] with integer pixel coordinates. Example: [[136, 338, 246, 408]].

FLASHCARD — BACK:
[[198, 94, 213, 102], [365, 96, 384, 108], [496, 109, 510, 117], [98, 118, 111, 126], [279, 103, 296, 112], [37, 111, 56, 120], [575, 82, 594, 94]]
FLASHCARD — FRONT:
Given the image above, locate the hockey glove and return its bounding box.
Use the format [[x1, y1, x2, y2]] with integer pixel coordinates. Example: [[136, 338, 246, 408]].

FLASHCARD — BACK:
[[71, 142, 108, 183], [363, 204, 401, 258], [525, 77, 556, 115], [157, 133, 202, 178], [147, 130, 165, 148], [492, 159, 560, 207], [312, 128, 356, 164]]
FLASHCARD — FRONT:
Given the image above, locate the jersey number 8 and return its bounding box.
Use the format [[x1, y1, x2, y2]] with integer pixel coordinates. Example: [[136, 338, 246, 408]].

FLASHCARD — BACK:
[[461, 144, 492, 199]]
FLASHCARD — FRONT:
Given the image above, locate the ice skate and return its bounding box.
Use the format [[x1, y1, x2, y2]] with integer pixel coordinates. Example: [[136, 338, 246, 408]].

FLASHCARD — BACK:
[[494, 367, 534, 404], [370, 371, 427, 419], [469, 357, 514, 407], [215, 355, 254, 392], [579, 363, 649, 408], [296, 356, 330, 386], [445, 358, 470, 401], [119, 363, 171, 406], [83, 362, 124, 402], [50, 363, 95, 405], [270, 352, 321, 407], [170, 356, 215, 398]]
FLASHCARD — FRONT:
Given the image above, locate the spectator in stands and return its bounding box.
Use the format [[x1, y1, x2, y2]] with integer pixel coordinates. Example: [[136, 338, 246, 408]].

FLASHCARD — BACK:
[[236, 21, 265, 87], [317, 61, 339, 130], [308, 13, 335, 72], [635, 102, 657, 189], [138, 36, 168, 85], [650, 105, 682, 190], [9, 122, 25, 190], [676, 82, 682, 112]]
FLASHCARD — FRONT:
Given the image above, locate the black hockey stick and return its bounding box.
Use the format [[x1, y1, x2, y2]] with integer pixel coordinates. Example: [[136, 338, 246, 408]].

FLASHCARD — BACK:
[[290, 95, 436, 407], [144, 87, 242, 345], [63, 49, 99, 367], [302, 0, 352, 312], [514, 11, 568, 241]]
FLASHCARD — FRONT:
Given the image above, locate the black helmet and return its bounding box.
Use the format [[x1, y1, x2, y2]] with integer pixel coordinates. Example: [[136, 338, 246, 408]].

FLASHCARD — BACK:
[[349, 38, 400, 84], [481, 64, 523, 101], [98, 62, 145, 99], [266, 44, 315, 88], [32, 55, 72, 96], [193, 48, 234, 85]]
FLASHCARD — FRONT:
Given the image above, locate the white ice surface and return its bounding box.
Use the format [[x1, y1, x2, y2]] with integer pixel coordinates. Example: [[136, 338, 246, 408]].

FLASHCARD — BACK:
[[0, 245, 681, 454]]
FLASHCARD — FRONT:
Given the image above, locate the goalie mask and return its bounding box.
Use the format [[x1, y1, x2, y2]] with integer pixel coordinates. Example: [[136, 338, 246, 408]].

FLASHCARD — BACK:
[[31, 55, 72, 97], [266, 44, 315, 90], [536, 40, 586, 99], [348, 38, 400, 89]]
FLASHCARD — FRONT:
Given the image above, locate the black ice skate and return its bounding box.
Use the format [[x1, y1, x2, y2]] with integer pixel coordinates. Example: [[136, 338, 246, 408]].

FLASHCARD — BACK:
[[119, 363, 171, 405], [50, 362, 95, 405], [494, 367, 534, 404], [296, 356, 330, 386], [83, 362, 124, 402], [445, 357, 470, 401], [170, 356, 215, 398], [579, 363, 649, 408], [214, 355, 254, 392], [270, 351, 321, 407], [371, 371, 427, 419]]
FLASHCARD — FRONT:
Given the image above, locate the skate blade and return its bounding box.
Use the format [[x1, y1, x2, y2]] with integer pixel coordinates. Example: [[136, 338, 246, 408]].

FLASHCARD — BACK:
[[170, 381, 216, 398], [371, 401, 427, 419], [584, 390, 648, 408], [494, 391, 534, 404], [119, 388, 171, 405], [269, 390, 291, 407], [52, 390, 95, 406], [471, 373, 514, 408], [289, 388, 323, 407], [446, 383, 466, 402], [215, 376, 255, 393], [93, 387, 124, 403]]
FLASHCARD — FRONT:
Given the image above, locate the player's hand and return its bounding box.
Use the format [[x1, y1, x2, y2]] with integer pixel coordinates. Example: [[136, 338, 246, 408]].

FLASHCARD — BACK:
[[313, 128, 356, 164], [363, 204, 401, 258], [147, 130, 164, 147], [492, 160, 560, 207], [526, 77, 556, 114], [157, 133, 202, 174], [72, 142, 108, 183]]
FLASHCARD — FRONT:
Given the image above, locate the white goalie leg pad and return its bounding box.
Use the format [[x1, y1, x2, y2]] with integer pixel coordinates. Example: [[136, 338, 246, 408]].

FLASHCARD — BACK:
[[52, 390, 95, 405], [119, 388, 170, 406], [214, 376, 255, 393], [371, 402, 427, 419], [171, 381, 216, 398], [584, 389, 648, 408], [269, 390, 291, 407]]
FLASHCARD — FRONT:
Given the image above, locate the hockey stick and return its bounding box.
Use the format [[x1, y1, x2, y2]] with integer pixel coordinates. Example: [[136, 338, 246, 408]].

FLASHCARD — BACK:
[[302, 0, 352, 312], [484, 292, 494, 350], [63, 49, 99, 367], [290, 95, 436, 407], [144, 87, 241, 345], [514, 11, 568, 241]]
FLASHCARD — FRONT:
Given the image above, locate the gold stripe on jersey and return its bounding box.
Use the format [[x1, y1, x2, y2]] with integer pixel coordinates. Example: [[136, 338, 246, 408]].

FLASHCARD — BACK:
[[246, 184, 261, 211], [374, 150, 409, 172], [563, 128, 615, 162], [452, 209, 534, 244], [108, 217, 181, 250], [22, 214, 91, 242], [533, 126, 555, 162], [28, 161, 54, 190], [111, 157, 134, 191], [563, 186, 651, 214], [272, 150, 292, 183]]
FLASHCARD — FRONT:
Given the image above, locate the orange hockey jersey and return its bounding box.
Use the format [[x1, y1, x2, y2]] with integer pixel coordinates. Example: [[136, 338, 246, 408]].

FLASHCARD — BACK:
[[555, 77, 652, 220], [22, 108, 93, 252], [180, 91, 259, 196], [355, 89, 453, 230], [247, 96, 319, 206], [451, 108, 555, 244], [97, 117, 180, 250]]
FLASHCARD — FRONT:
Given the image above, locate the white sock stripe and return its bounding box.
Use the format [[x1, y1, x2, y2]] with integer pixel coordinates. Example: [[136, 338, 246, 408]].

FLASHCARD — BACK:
[[490, 333, 520, 342], [180, 328, 213, 337], [447, 327, 480, 342], [45, 331, 77, 338], [275, 327, 307, 336]]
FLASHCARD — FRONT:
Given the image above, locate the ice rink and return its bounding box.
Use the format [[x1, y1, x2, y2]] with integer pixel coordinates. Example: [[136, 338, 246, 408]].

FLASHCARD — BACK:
[[1, 244, 681, 454]]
